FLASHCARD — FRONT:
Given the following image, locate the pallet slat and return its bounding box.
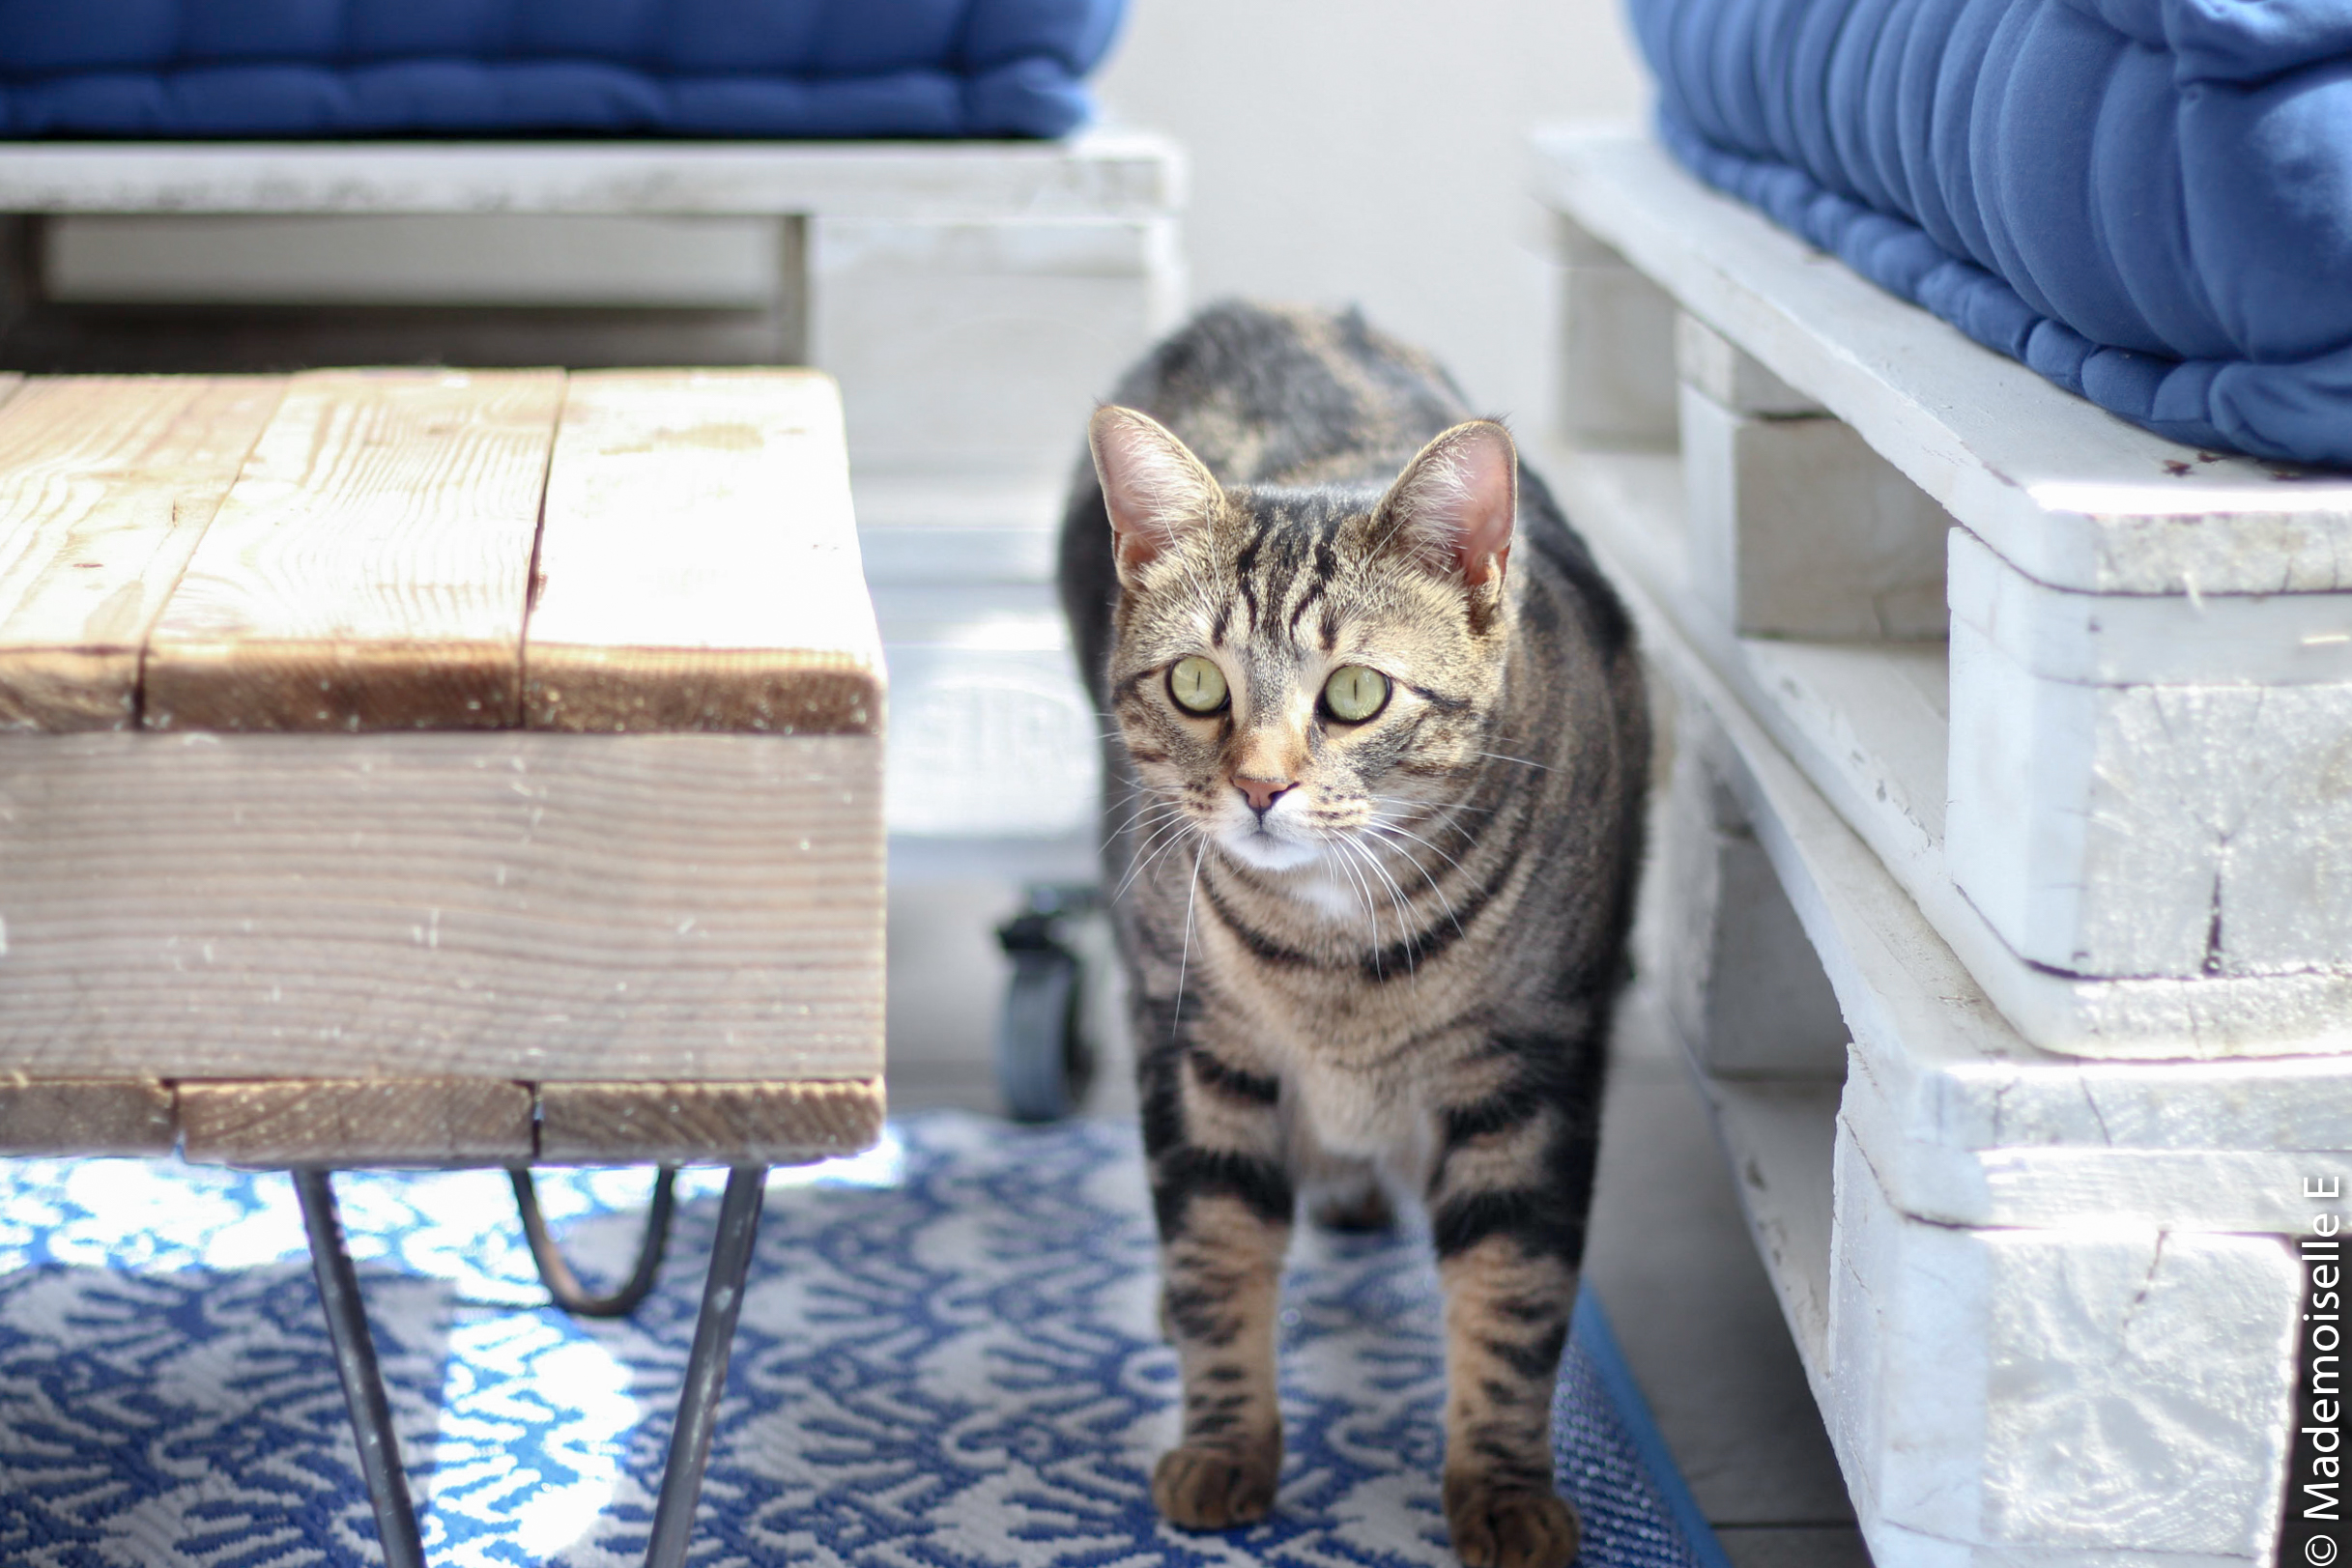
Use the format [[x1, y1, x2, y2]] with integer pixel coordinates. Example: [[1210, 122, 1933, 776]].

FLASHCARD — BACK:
[[0, 731, 883, 1082], [178, 1077, 533, 1165], [0, 376, 280, 730], [537, 1079, 884, 1164], [526, 369, 880, 734], [0, 1076, 174, 1155], [143, 368, 562, 732]]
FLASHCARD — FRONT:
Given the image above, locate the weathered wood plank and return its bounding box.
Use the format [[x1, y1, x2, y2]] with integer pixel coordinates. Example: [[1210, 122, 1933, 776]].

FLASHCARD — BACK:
[[143, 368, 562, 732], [537, 1079, 883, 1165], [0, 133, 1184, 220], [526, 369, 881, 734], [0, 376, 282, 731], [179, 1077, 531, 1165], [0, 731, 885, 1081], [0, 1076, 174, 1155]]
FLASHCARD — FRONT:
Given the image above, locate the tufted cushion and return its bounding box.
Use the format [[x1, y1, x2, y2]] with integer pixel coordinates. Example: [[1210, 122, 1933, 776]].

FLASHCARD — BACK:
[[1631, 0, 2352, 468], [0, 0, 1127, 139]]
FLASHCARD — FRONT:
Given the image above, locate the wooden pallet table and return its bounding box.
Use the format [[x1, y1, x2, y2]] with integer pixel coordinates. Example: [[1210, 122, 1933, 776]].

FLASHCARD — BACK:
[[0, 365, 886, 1566], [0, 135, 1183, 859], [1533, 126, 2349, 1568]]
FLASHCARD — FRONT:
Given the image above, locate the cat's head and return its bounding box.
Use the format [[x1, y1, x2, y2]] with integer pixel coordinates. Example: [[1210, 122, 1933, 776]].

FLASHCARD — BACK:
[[1090, 405, 1518, 874]]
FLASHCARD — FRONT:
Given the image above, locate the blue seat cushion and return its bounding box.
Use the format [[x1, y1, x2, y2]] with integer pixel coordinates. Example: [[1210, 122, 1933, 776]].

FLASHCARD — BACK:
[[1630, 0, 2352, 469], [0, 0, 1128, 139]]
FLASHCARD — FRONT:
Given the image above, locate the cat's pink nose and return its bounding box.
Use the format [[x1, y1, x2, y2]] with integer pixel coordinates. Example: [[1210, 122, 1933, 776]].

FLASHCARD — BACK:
[[1233, 774, 1294, 814]]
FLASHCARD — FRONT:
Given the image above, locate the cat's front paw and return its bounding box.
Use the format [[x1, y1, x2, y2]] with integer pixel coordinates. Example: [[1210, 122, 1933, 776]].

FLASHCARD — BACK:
[[1152, 1441, 1279, 1529], [1443, 1476, 1581, 1568]]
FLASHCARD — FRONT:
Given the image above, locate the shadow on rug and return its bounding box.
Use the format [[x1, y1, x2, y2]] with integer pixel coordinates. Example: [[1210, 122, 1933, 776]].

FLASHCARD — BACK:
[[0, 1112, 1729, 1568]]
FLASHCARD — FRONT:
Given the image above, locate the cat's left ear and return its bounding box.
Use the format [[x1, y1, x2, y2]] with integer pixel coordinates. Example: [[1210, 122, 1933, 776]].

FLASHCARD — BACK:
[[1373, 419, 1516, 587], [1089, 405, 1223, 589]]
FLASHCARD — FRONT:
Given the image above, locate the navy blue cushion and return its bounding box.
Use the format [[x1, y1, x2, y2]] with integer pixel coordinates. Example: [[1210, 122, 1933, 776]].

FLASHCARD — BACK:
[[0, 0, 1126, 138], [1630, 0, 2352, 468]]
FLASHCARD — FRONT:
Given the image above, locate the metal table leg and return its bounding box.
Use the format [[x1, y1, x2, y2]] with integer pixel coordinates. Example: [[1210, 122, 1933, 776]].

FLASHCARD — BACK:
[[295, 1164, 769, 1568], [297, 1168, 425, 1568], [510, 1165, 678, 1319]]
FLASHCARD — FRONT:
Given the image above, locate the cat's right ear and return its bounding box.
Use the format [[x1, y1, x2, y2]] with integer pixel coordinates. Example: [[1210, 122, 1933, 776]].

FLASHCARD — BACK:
[[1089, 406, 1221, 588]]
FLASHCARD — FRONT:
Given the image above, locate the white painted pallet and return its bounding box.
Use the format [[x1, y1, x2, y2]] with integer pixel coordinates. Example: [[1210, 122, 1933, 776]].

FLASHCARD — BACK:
[[1535, 124, 2352, 1060], [1535, 123, 2349, 1567]]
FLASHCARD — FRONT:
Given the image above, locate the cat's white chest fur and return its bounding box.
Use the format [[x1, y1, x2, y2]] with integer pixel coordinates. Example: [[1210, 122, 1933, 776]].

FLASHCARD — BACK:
[[1285, 1055, 1421, 1163], [1248, 863, 1431, 1163], [1280, 860, 1368, 926]]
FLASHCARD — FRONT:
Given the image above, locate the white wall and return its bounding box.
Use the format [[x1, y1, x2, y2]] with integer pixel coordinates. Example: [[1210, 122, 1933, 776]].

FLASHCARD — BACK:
[[1090, 0, 1649, 428]]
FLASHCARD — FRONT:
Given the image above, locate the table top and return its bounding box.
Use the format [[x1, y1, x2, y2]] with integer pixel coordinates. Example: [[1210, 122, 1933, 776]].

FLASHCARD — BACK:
[[0, 366, 882, 736]]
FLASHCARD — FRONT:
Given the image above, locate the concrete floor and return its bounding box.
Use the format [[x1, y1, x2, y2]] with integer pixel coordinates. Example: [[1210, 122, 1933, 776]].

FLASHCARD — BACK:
[[884, 874, 1873, 1568]]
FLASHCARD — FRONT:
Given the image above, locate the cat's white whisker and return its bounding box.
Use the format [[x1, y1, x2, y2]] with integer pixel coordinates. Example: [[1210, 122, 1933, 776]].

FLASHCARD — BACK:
[[1364, 821, 1467, 938], [1170, 835, 1208, 1038], [1367, 792, 1496, 818], [1104, 796, 1185, 861], [1325, 838, 1386, 957], [1105, 789, 1180, 841], [1112, 811, 1202, 903], [1337, 849, 1386, 977], [1350, 839, 1420, 975]]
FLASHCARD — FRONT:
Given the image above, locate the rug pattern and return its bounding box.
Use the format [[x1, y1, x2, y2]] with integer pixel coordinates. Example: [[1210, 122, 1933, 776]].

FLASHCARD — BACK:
[[0, 1115, 1716, 1567]]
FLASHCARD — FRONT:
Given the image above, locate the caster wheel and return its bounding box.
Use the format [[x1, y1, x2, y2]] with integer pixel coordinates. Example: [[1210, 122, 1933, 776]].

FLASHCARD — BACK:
[[995, 885, 1100, 1122]]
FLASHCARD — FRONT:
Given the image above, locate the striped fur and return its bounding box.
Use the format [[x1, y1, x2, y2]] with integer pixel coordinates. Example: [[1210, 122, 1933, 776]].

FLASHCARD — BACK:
[[1059, 303, 1649, 1568]]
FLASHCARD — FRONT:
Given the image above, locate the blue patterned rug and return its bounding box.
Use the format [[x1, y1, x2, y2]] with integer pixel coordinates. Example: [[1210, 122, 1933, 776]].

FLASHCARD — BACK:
[[0, 1113, 1729, 1568]]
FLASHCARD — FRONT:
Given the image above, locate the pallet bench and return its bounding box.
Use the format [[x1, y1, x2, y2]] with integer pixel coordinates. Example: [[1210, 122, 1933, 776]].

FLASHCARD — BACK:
[[1534, 125, 2351, 1568], [0, 365, 886, 1564]]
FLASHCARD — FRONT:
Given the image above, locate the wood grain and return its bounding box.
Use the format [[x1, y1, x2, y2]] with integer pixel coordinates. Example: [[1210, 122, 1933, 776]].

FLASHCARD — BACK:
[[0, 376, 282, 731], [179, 1077, 531, 1165], [0, 730, 885, 1081], [0, 1076, 174, 1155], [143, 368, 562, 732], [537, 1078, 883, 1164], [525, 369, 882, 733]]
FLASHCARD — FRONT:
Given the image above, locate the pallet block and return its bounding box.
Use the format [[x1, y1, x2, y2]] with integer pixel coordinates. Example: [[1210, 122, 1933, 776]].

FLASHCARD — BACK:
[[1830, 1115, 2298, 1567], [0, 368, 886, 1167], [1536, 124, 2352, 1058], [1642, 653, 2331, 1568], [1947, 528, 2352, 980], [1551, 214, 1678, 450], [1678, 377, 1948, 641]]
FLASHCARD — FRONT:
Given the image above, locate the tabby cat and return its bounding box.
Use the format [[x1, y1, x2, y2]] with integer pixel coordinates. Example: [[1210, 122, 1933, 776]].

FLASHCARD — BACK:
[[1058, 303, 1649, 1568]]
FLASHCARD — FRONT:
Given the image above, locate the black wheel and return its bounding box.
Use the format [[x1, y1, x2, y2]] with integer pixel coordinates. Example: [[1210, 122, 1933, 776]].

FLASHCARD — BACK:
[[995, 886, 1101, 1123], [997, 950, 1087, 1122]]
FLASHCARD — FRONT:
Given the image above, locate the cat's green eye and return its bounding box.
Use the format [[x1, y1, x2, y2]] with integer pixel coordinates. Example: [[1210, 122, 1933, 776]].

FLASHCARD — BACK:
[[1322, 665, 1391, 723], [1168, 655, 1230, 715]]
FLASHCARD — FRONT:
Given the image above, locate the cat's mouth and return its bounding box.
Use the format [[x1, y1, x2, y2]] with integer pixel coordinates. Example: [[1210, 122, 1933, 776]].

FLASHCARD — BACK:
[[1219, 818, 1324, 872]]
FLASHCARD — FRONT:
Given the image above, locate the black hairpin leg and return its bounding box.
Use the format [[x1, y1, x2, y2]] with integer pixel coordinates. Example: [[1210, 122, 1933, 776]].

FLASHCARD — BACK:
[[510, 1164, 678, 1318], [296, 1167, 427, 1568], [295, 1164, 769, 1568]]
